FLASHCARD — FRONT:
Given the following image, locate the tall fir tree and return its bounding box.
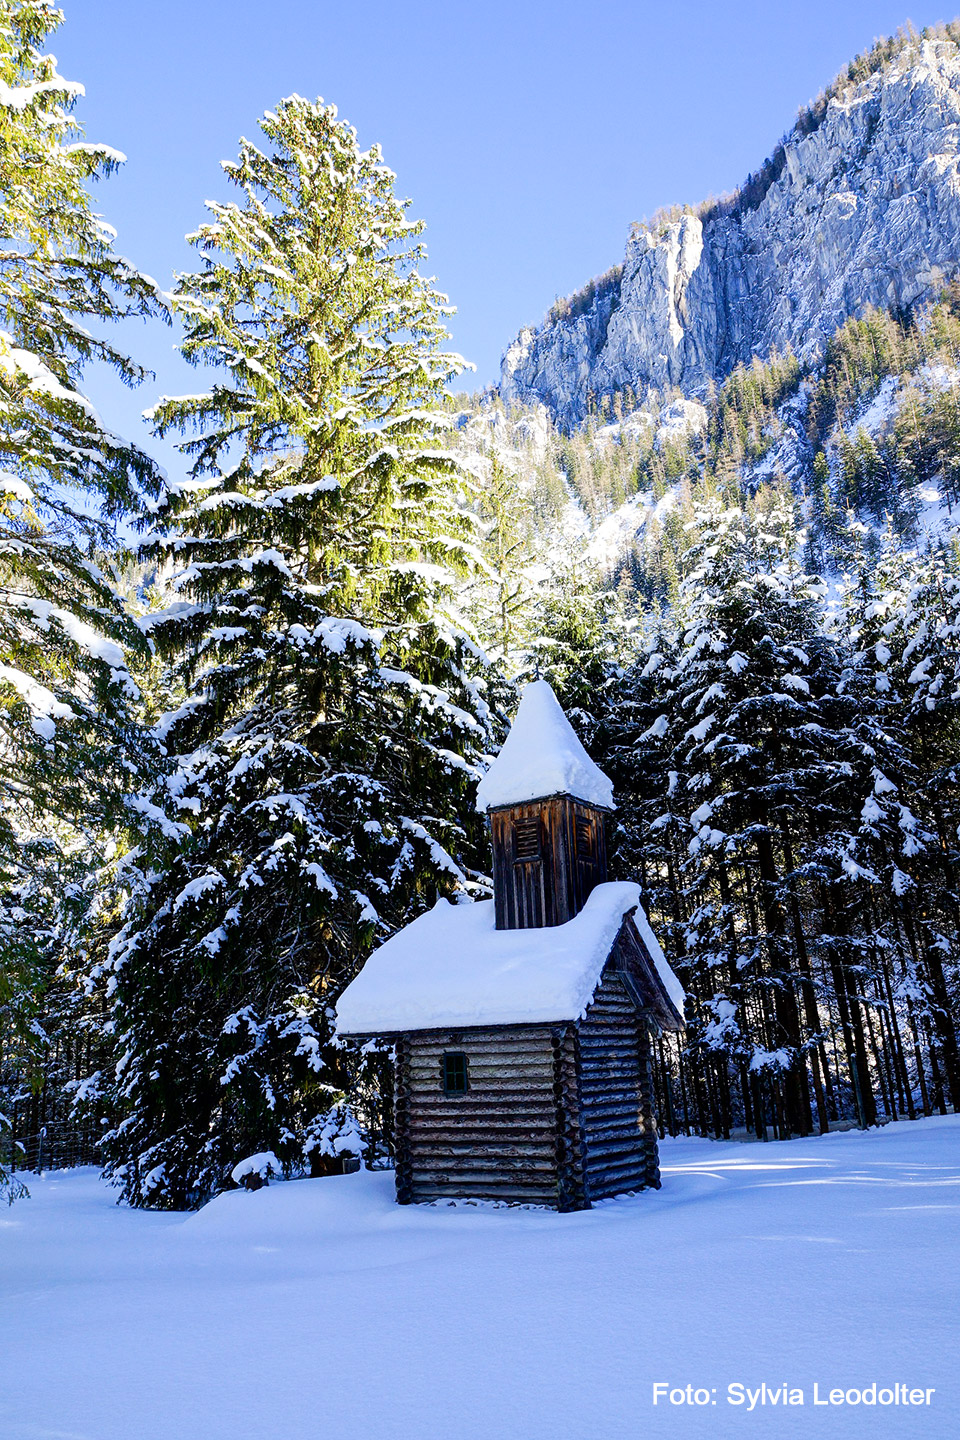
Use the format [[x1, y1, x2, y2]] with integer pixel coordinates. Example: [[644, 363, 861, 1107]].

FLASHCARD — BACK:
[[99, 97, 499, 1208], [462, 452, 537, 672]]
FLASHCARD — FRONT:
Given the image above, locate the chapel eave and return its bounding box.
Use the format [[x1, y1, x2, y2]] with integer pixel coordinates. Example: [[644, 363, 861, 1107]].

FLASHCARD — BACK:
[[484, 790, 615, 818]]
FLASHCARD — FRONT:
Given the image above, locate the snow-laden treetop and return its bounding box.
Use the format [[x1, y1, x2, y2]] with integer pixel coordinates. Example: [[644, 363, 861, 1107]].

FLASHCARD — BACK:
[[475, 679, 614, 812], [335, 880, 682, 1033]]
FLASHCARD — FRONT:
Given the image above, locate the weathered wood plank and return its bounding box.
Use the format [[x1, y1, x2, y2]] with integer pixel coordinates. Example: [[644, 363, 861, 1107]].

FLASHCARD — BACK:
[[410, 1171, 557, 1191], [411, 1169, 557, 1188], [587, 1168, 648, 1191], [581, 1133, 647, 1156], [580, 1064, 643, 1084], [411, 1144, 557, 1164], [581, 1024, 635, 1041], [409, 1115, 558, 1134], [582, 1113, 643, 1129], [408, 1152, 557, 1176], [490, 796, 609, 930], [408, 1118, 556, 1137], [581, 1038, 639, 1053], [407, 1056, 554, 1074], [408, 1086, 556, 1101], [584, 1132, 645, 1153], [406, 1058, 555, 1078], [588, 1159, 649, 1182], [581, 1118, 644, 1138], [582, 1105, 641, 1119], [407, 1037, 556, 1054], [408, 1113, 557, 1131], [410, 1113, 558, 1130], [589, 1150, 651, 1169], [579, 1027, 636, 1044], [407, 1067, 555, 1087], [411, 1184, 557, 1202]]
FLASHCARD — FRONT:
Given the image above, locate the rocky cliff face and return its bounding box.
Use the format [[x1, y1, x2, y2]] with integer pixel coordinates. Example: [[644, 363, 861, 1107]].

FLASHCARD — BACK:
[[501, 36, 960, 426]]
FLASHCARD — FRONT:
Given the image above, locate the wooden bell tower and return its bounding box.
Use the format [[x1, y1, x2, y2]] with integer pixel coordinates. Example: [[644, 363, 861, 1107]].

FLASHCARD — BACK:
[[475, 680, 615, 931], [489, 796, 609, 929]]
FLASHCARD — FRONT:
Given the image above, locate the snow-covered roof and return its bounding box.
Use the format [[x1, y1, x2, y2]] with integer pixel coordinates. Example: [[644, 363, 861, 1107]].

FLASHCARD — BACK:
[[336, 881, 682, 1034], [475, 679, 614, 812]]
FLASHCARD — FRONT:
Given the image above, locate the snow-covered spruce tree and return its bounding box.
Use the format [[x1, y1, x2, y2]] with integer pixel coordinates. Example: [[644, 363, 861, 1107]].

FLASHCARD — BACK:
[[844, 537, 960, 1111], [102, 97, 498, 1209], [0, 0, 165, 1199], [636, 489, 917, 1138]]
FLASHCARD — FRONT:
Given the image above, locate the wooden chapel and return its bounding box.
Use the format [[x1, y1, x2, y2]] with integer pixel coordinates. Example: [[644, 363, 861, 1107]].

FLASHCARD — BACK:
[[336, 679, 684, 1210]]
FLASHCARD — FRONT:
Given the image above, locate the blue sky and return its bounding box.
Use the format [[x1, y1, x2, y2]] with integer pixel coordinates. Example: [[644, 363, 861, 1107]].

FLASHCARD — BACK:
[[56, 0, 953, 477]]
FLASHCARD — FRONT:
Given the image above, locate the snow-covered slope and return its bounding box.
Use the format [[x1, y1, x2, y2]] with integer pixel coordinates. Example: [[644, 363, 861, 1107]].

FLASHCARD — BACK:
[[583, 483, 678, 570], [449, 392, 703, 577], [502, 34, 960, 425], [464, 351, 960, 582], [3, 1117, 958, 1439], [819, 359, 960, 543]]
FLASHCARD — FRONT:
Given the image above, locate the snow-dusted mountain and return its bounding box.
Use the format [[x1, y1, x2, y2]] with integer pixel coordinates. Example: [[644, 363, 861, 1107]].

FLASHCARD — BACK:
[[501, 29, 960, 427], [455, 320, 960, 590]]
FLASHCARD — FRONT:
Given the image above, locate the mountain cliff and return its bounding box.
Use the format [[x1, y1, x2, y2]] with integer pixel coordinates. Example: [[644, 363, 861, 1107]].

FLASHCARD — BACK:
[[500, 28, 960, 425]]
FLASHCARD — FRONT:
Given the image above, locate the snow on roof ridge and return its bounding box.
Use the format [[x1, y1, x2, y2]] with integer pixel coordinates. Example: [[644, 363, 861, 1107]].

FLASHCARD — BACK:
[[335, 880, 651, 1035], [475, 679, 614, 813]]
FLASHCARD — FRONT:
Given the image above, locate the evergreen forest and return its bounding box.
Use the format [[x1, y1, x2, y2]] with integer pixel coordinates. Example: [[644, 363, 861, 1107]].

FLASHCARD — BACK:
[[2, 0, 959, 1208]]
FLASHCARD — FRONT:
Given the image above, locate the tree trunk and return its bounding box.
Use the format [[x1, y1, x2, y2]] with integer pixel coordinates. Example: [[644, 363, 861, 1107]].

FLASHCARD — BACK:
[[754, 823, 812, 1136]]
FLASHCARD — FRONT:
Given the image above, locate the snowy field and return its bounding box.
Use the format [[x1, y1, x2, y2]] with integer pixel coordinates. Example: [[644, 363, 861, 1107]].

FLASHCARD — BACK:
[[3, 1116, 959, 1440]]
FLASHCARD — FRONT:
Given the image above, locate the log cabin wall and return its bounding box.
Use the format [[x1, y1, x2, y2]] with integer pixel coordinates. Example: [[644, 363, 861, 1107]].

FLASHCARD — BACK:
[[577, 969, 661, 1200], [489, 796, 608, 931], [395, 1024, 577, 1206], [552, 1022, 589, 1211]]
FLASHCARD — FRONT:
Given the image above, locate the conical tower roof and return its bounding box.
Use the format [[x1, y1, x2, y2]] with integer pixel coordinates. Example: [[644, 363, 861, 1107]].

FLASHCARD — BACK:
[[475, 679, 614, 813]]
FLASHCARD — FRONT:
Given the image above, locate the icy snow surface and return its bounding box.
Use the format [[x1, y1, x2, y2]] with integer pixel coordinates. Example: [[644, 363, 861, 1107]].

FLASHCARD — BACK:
[[475, 678, 614, 812], [2, 1117, 957, 1439], [335, 881, 664, 1034]]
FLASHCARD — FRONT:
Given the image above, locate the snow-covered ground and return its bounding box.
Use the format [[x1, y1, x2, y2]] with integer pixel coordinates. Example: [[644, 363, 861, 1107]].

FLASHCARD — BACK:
[[3, 1116, 958, 1439]]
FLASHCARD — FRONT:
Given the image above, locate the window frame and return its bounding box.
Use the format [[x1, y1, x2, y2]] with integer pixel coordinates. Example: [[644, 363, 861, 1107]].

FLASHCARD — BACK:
[[441, 1050, 469, 1096], [513, 816, 542, 864]]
